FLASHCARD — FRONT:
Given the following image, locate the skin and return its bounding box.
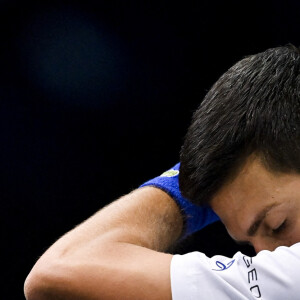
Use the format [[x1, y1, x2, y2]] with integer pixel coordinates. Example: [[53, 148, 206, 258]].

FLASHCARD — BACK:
[[211, 155, 300, 253], [24, 187, 182, 300], [24, 156, 300, 299]]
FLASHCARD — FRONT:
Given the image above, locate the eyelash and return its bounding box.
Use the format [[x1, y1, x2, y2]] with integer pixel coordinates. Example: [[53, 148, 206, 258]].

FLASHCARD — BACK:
[[272, 220, 287, 234]]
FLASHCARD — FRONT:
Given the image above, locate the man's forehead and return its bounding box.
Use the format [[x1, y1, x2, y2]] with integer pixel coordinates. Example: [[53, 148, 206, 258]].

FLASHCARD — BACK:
[[211, 157, 283, 228], [211, 155, 300, 244], [211, 156, 280, 205]]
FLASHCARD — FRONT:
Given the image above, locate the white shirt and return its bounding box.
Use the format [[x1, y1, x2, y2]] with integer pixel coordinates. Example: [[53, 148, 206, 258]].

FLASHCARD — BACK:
[[171, 242, 300, 299]]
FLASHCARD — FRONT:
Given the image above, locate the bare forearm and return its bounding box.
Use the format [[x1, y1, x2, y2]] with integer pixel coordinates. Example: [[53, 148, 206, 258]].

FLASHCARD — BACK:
[[25, 187, 183, 300], [46, 186, 182, 253]]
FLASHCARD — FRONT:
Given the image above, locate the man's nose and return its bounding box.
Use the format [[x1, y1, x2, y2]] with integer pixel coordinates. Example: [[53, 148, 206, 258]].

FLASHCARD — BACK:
[[252, 238, 277, 253]]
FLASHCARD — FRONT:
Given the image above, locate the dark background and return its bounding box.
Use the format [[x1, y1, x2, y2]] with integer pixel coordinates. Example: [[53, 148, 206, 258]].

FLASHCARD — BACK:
[[1, 0, 300, 298]]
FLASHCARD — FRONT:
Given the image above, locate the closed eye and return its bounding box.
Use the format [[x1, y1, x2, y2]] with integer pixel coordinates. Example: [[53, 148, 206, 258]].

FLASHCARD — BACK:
[[272, 220, 287, 234]]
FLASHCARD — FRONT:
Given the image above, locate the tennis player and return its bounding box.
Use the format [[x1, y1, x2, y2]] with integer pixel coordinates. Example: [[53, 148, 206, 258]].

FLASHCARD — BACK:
[[25, 44, 300, 299]]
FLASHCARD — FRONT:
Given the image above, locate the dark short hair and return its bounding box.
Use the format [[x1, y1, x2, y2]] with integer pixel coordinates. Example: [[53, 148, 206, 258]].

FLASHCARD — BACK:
[[179, 44, 300, 206]]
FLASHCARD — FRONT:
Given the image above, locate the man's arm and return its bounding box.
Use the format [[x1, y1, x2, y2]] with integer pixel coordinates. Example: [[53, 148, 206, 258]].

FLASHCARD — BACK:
[[24, 187, 183, 300]]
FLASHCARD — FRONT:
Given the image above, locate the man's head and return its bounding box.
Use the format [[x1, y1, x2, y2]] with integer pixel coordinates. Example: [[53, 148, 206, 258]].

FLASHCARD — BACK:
[[179, 44, 300, 252], [210, 154, 300, 253]]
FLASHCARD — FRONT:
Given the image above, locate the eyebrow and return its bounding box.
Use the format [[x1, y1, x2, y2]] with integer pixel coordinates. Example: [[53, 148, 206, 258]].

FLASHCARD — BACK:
[[246, 203, 279, 236]]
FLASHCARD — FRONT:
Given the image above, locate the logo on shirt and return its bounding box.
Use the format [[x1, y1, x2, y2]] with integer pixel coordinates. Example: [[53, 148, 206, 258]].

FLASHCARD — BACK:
[[243, 256, 262, 298], [212, 259, 235, 271]]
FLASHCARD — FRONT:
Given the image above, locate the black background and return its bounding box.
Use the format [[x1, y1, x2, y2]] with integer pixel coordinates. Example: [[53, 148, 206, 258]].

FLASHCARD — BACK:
[[1, 1, 300, 298]]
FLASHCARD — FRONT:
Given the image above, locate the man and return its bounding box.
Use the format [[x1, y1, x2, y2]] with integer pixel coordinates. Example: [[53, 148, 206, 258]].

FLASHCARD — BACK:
[[24, 44, 300, 299]]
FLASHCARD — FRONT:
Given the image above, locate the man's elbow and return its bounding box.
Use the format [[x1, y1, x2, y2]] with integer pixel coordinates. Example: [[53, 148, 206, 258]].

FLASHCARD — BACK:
[[24, 259, 68, 300], [24, 267, 50, 300]]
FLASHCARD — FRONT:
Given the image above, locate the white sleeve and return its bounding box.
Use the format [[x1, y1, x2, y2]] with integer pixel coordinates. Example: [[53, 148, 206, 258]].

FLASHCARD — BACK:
[[170, 242, 300, 299]]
